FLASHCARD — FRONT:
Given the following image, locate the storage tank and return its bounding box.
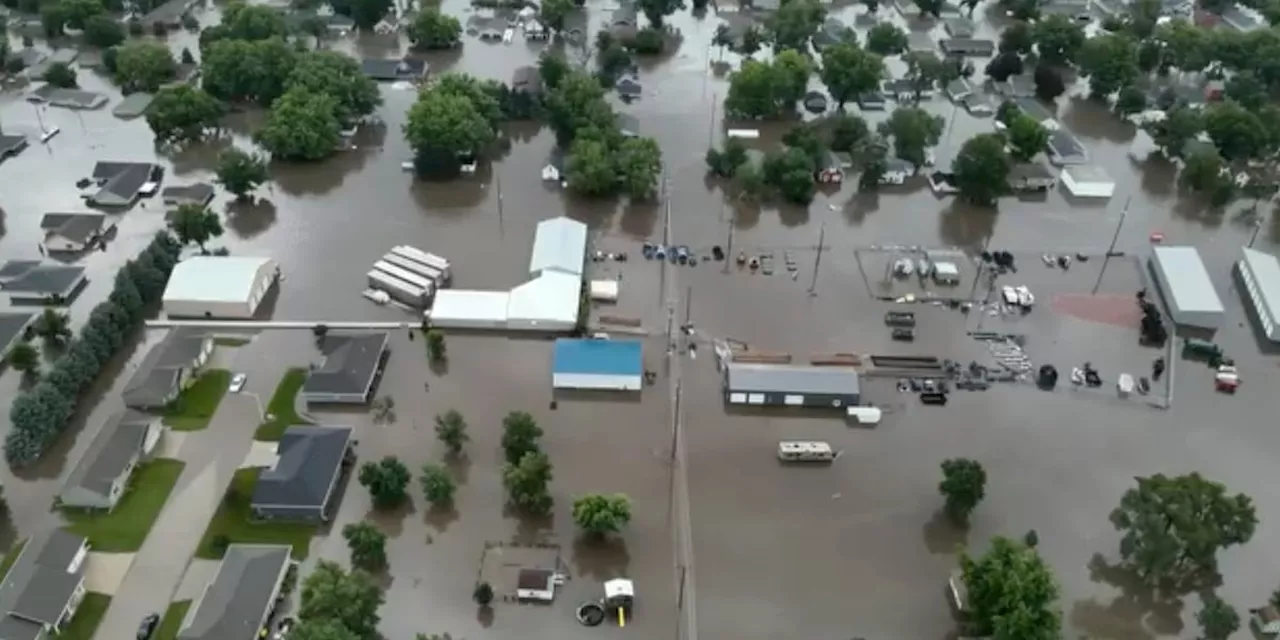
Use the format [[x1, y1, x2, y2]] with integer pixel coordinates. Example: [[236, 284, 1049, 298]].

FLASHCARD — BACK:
[[381, 253, 445, 287], [367, 270, 428, 307], [392, 246, 452, 283]]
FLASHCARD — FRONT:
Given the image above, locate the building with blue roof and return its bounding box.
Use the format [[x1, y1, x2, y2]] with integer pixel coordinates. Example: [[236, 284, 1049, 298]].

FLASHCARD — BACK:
[[552, 339, 644, 391]]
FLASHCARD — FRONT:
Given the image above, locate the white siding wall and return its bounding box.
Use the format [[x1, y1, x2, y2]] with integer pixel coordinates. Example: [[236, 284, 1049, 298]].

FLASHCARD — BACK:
[[552, 372, 642, 391], [1239, 260, 1280, 341]]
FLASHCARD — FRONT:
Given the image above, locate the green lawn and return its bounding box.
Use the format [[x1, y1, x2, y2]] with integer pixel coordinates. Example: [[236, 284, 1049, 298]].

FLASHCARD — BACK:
[[63, 459, 186, 552], [195, 468, 314, 560], [59, 593, 110, 640], [164, 369, 232, 431], [154, 600, 191, 640], [0, 539, 27, 581], [254, 368, 310, 441]]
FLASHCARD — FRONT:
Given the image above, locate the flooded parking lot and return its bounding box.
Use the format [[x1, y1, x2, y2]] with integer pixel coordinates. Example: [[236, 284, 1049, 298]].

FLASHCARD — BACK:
[[4, 0, 1280, 637]]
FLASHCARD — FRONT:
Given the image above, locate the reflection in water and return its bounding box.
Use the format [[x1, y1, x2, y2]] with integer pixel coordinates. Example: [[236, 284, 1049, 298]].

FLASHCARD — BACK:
[[225, 198, 279, 239], [1070, 553, 1215, 639], [570, 535, 631, 581], [938, 203, 997, 249], [920, 509, 968, 555], [162, 137, 232, 176]]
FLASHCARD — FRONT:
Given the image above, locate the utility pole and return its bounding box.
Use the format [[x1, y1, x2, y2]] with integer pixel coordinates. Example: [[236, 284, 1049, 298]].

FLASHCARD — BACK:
[[1092, 196, 1131, 295], [722, 215, 735, 274], [808, 223, 826, 296], [1249, 217, 1264, 249], [496, 173, 505, 237], [706, 97, 717, 150], [669, 380, 682, 462], [684, 285, 693, 326]]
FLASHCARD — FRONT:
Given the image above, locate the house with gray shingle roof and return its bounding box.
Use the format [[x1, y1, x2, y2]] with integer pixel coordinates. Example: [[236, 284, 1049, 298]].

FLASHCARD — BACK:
[[161, 183, 216, 209], [59, 412, 162, 511], [121, 328, 214, 410], [0, 529, 90, 640], [301, 333, 389, 404], [39, 212, 114, 253], [87, 161, 163, 208], [251, 426, 355, 522], [0, 262, 87, 306], [177, 545, 293, 640]]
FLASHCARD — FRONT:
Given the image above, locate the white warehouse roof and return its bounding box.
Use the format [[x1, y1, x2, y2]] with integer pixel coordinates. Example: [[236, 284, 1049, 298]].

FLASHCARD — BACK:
[[529, 217, 587, 277], [1152, 246, 1223, 315], [164, 256, 278, 304], [429, 290, 510, 328], [1240, 247, 1280, 339], [508, 271, 581, 330]]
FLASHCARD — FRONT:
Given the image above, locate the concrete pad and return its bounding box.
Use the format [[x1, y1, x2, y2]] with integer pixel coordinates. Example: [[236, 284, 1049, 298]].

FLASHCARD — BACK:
[[173, 559, 221, 601], [242, 441, 279, 468], [155, 431, 187, 460], [83, 552, 135, 595]]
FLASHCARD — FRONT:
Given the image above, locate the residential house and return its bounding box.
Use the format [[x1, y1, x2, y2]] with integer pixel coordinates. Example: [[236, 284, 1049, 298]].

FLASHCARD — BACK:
[[940, 38, 995, 56], [142, 0, 199, 27], [750, 0, 781, 10], [858, 91, 887, 110], [28, 85, 109, 110], [812, 18, 854, 50], [1221, 4, 1263, 31], [13, 48, 46, 70], [881, 158, 915, 185], [0, 133, 28, 161], [86, 161, 163, 208], [616, 76, 643, 99], [161, 183, 216, 209], [301, 332, 390, 404], [607, 4, 639, 38], [884, 78, 931, 100], [360, 58, 429, 82], [0, 261, 87, 305], [372, 14, 400, 34], [0, 312, 36, 362], [945, 77, 976, 102], [963, 93, 993, 115], [1013, 96, 1058, 126], [1042, 0, 1092, 20], [250, 425, 355, 522], [26, 50, 77, 79], [322, 13, 355, 34], [0, 529, 90, 640], [511, 66, 543, 100], [524, 19, 548, 39], [1007, 163, 1057, 191], [39, 212, 114, 253], [815, 151, 850, 184], [943, 16, 975, 37], [1048, 129, 1088, 166], [907, 31, 936, 55], [467, 15, 506, 40], [617, 113, 641, 138], [1253, 605, 1280, 635], [993, 73, 1037, 98], [177, 544, 293, 640], [112, 93, 156, 119], [121, 328, 214, 410], [59, 412, 162, 510]]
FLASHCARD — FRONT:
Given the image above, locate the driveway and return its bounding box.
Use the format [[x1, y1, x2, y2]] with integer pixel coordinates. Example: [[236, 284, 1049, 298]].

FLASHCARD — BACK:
[[82, 552, 133, 594]]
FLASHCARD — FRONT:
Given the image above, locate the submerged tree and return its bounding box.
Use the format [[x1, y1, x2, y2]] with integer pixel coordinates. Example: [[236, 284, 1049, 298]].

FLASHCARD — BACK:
[[938, 457, 988, 523]]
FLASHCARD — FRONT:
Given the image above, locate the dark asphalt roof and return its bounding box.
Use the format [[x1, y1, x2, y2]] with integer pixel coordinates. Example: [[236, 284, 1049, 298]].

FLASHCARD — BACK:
[[725, 363, 860, 396], [60, 412, 154, 504], [303, 332, 388, 397], [178, 545, 291, 640], [252, 425, 352, 509], [0, 312, 35, 355], [143, 0, 196, 24], [1009, 163, 1053, 181], [90, 161, 160, 205], [0, 261, 42, 281], [0, 134, 27, 157], [121, 328, 209, 408], [360, 58, 427, 80], [1049, 129, 1087, 159], [40, 212, 108, 243], [0, 529, 86, 632], [1, 264, 86, 295]]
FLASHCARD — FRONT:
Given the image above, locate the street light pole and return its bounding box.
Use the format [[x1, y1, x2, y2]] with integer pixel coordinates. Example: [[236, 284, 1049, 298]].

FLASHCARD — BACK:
[[1092, 196, 1131, 295]]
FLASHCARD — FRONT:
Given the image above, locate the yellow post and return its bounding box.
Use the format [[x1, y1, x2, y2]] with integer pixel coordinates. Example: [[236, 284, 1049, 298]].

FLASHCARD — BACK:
[[618, 608, 626, 627]]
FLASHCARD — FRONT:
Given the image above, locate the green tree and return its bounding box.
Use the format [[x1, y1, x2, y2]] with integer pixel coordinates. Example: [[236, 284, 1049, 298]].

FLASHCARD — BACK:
[[539, 0, 573, 33], [404, 88, 496, 176], [7, 342, 40, 377], [58, 0, 103, 30], [1115, 85, 1146, 117], [342, 521, 387, 571], [6, 382, 75, 467], [999, 20, 1034, 54], [861, 0, 878, 13], [358, 456, 412, 509], [168, 204, 223, 250], [82, 13, 124, 48], [725, 59, 784, 119], [42, 62, 77, 88], [1006, 114, 1049, 161], [761, 147, 816, 204], [501, 411, 543, 465], [41, 3, 68, 37], [617, 136, 662, 200], [538, 52, 571, 91], [1196, 594, 1240, 640], [33, 308, 71, 347], [419, 463, 457, 505], [329, 0, 392, 30], [566, 135, 617, 196], [1078, 32, 1139, 97], [572, 493, 632, 536], [1110, 473, 1257, 582], [202, 38, 298, 104], [879, 107, 943, 169], [434, 409, 469, 455], [256, 88, 341, 161], [425, 328, 446, 361], [637, 0, 683, 26], [115, 41, 177, 92], [1125, 0, 1161, 37], [706, 138, 749, 177], [146, 86, 225, 146], [1032, 13, 1085, 65], [1205, 100, 1265, 162], [916, 0, 944, 17], [503, 450, 554, 514], [865, 22, 907, 56], [290, 620, 360, 640], [1225, 71, 1268, 111], [904, 51, 944, 101], [472, 582, 494, 606], [768, 0, 824, 51], [1180, 147, 1235, 206], [712, 23, 734, 58], [830, 114, 869, 152], [1033, 64, 1065, 101], [1155, 18, 1210, 73], [297, 561, 383, 639], [408, 9, 461, 50], [820, 42, 885, 110], [739, 26, 765, 56], [959, 536, 1061, 640], [1142, 105, 1202, 158], [938, 457, 988, 523], [859, 148, 887, 191], [986, 52, 1025, 83], [286, 51, 381, 124], [220, 0, 289, 40], [215, 148, 269, 199]]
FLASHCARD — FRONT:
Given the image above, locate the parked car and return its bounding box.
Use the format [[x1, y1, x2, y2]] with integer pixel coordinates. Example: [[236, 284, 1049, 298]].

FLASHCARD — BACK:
[[1015, 285, 1035, 307], [884, 311, 916, 327], [891, 327, 915, 341], [137, 613, 160, 640], [229, 373, 248, 393]]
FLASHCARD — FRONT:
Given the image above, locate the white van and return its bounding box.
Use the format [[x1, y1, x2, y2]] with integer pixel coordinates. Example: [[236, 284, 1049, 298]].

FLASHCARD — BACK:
[[777, 441, 836, 462]]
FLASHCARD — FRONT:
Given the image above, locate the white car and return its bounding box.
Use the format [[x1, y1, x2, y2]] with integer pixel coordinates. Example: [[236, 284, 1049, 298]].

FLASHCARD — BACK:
[[1001, 285, 1019, 305], [229, 373, 248, 393], [1016, 286, 1035, 307]]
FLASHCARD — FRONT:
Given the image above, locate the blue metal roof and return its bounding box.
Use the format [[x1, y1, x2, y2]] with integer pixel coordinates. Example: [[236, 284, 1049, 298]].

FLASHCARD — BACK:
[[553, 339, 643, 376]]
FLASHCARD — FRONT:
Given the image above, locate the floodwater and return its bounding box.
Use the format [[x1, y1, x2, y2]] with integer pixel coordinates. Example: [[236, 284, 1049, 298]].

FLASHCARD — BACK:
[[2, 0, 1280, 636]]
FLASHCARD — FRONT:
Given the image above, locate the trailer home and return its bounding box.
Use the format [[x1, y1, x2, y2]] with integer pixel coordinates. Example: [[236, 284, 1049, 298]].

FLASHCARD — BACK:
[[367, 270, 430, 307], [391, 246, 452, 283]]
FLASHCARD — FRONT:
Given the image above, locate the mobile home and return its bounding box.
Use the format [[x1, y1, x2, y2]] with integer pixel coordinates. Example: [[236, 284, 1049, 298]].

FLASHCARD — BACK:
[[777, 441, 836, 462], [367, 270, 430, 307], [392, 246, 452, 283]]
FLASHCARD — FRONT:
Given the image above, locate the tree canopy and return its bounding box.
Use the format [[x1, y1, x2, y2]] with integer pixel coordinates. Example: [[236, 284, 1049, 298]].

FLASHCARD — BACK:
[[866, 22, 907, 56], [501, 411, 544, 465], [879, 107, 944, 169], [999, 20, 1034, 55], [573, 493, 632, 536], [1142, 105, 1203, 158], [1006, 114, 1049, 162], [216, 148, 269, 199], [329, 0, 393, 30], [342, 521, 388, 571], [938, 457, 989, 522], [820, 42, 885, 110], [503, 450, 554, 514], [637, 0, 684, 27], [959, 536, 1062, 640], [358, 456, 413, 509], [168, 204, 224, 250], [1032, 14, 1086, 65], [256, 88, 342, 161], [767, 0, 825, 51], [286, 51, 381, 124], [725, 52, 811, 119], [1078, 32, 1139, 97], [403, 77, 497, 177], [146, 86, 225, 146], [1204, 100, 1267, 163], [297, 561, 383, 639], [115, 41, 177, 93], [202, 38, 298, 104], [408, 9, 462, 50]]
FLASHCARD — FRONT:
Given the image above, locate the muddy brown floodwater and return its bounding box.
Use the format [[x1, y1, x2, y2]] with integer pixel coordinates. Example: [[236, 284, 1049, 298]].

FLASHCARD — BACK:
[[4, 0, 1280, 637]]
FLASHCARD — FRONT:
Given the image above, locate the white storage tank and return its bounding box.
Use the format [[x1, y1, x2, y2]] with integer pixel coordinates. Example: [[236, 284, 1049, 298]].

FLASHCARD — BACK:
[[392, 246, 451, 283], [367, 270, 429, 307]]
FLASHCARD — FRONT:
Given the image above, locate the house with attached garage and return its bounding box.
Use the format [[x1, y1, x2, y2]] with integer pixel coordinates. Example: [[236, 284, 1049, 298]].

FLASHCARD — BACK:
[[0, 529, 90, 640], [121, 328, 215, 410], [301, 332, 390, 404], [1047, 129, 1088, 166], [360, 58, 428, 82], [59, 411, 162, 510], [161, 183, 215, 209], [250, 425, 356, 522], [177, 544, 295, 640], [39, 212, 113, 253], [1007, 163, 1057, 191], [86, 161, 163, 208]]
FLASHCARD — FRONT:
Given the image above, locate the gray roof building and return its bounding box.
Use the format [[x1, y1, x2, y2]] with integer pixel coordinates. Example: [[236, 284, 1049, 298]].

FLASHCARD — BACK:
[[59, 412, 158, 510], [940, 38, 995, 56], [178, 545, 292, 640], [143, 0, 198, 25], [1013, 96, 1057, 124], [942, 16, 975, 37], [1048, 129, 1088, 165], [88, 161, 162, 207], [616, 113, 640, 137], [121, 328, 213, 409], [161, 183, 216, 208], [27, 85, 108, 110], [1150, 245, 1224, 330], [511, 66, 542, 96], [0, 312, 36, 359], [40, 212, 112, 251], [0, 133, 28, 160], [301, 332, 389, 404], [0, 529, 89, 640], [112, 93, 156, 119], [251, 426, 353, 522], [0, 261, 43, 284], [724, 363, 860, 407], [360, 58, 429, 81], [0, 263, 86, 305]]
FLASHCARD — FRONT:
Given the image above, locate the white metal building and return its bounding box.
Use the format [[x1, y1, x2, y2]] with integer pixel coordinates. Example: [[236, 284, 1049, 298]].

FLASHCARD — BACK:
[[163, 256, 280, 319], [507, 271, 581, 331], [1238, 247, 1280, 341], [529, 217, 587, 277], [428, 290, 510, 329], [1150, 246, 1224, 330], [1061, 165, 1116, 199]]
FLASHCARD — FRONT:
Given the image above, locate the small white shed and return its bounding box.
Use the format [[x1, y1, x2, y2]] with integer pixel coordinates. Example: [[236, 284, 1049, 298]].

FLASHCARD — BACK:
[[590, 279, 619, 302], [1062, 165, 1116, 199]]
